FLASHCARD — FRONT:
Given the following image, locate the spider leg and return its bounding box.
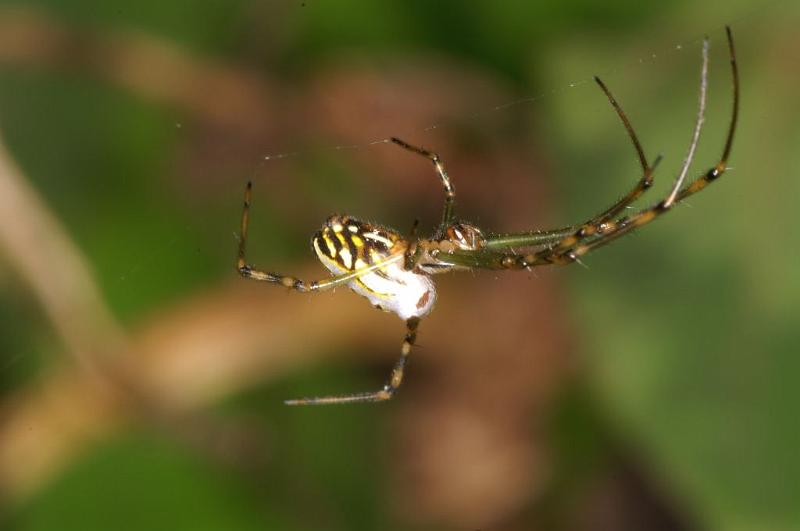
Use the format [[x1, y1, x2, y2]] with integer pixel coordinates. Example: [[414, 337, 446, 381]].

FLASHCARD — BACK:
[[675, 26, 738, 203], [565, 28, 737, 259], [404, 218, 423, 270], [486, 74, 662, 251], [238, 181, 404, 291], [483, 227, 578, 250], [238, 258, 404, 292], [440, 27, 737, 270], [390, 137, 456, 231], [431, 245, 574, 269], [285, 317, 421, 405]]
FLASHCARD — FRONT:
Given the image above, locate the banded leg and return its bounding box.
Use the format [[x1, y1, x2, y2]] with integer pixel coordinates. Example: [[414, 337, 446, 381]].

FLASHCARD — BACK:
[[390, 137, 456, 231], [486, 75, 661, 251], [404, 218, 422, 270], [285, 318, 421, 405], [565, 27, 737, 259], [675, 25, 738, 203], [441, 27, 737, 270], [238, 181, 404, 291]]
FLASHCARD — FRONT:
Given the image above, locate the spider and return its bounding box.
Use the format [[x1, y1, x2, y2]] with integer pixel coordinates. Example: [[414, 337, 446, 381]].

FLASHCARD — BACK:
[[238, 27, 739, 405]]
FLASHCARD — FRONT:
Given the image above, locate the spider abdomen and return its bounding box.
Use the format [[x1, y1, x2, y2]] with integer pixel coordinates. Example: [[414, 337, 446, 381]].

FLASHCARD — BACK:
[[312, 215, 436, 320]]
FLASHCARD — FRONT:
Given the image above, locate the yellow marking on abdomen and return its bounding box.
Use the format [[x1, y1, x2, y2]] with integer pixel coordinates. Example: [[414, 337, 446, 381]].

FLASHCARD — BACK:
[[322, 233, 337, 257], [334, 232, 352, 269]]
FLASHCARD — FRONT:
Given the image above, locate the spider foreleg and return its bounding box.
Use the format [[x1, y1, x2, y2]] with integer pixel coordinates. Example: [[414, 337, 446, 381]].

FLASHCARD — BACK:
[[285, 318, 420, 405], [547, 28, 738, 260], [390, 137, 456, 230], [430, 247, 572, 270], [485, 72, 663, 252], [551, 154, 663, 252], [675, 25, 738, 203]]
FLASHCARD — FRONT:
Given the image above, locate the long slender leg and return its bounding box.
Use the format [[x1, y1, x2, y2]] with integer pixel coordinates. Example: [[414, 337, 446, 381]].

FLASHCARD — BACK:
[[285, 318, 421, 405], [390, 137, 456, 231], [485, 75, 661, 251], [441, 27, 737, 270], [675, 25, 738, 202], [393, 70, 657, 252], [404, 218, 422, 270], [538, 38, 710, 259], [566, 29, 737, 258], [483, 227, 579, 250], [237, 181, 404, 291]]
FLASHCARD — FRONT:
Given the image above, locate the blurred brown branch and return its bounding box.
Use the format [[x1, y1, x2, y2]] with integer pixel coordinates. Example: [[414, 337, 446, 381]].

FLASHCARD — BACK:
[[0, 123, 262, 501], [0, 275, 393, 502], [0, 131, 123, 378]]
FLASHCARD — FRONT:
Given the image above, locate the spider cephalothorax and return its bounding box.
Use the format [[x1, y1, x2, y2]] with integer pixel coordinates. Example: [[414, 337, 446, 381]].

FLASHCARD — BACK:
[[439, 222, 486, 252], [238, 28, 739, 405]]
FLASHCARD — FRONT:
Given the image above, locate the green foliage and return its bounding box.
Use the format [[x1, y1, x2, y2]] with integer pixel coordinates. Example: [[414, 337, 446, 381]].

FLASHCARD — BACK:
[[9, 432, 279, 531]]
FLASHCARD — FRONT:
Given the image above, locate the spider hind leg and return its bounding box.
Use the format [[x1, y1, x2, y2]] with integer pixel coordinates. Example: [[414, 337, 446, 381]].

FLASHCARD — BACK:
[[237, 182, 406, 292], [285, 318, 421, 405]]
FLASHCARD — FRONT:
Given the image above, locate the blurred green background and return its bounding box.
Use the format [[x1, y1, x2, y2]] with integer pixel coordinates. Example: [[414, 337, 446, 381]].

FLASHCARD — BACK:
[[0, 1, 798, 530]]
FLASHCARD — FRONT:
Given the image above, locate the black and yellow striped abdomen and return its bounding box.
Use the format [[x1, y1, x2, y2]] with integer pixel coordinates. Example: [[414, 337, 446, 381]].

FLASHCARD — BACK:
[[312, 215, 401, 273], [311, 215, 436, 320]]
